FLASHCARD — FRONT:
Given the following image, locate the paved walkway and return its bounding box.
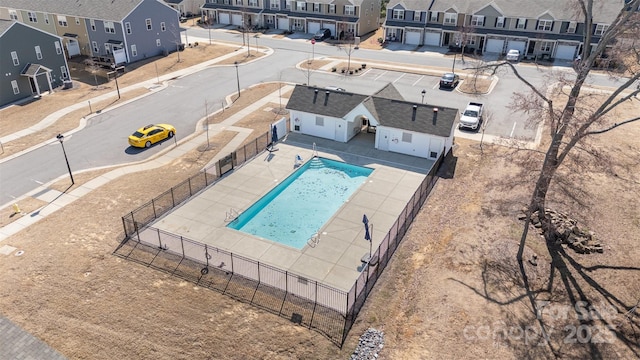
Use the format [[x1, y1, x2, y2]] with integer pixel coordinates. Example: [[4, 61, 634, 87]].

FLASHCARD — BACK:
[[0, 315, 67, 360]]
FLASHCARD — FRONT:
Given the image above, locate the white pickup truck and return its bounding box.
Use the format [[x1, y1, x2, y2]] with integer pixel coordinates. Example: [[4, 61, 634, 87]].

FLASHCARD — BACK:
[[459, 102, 484, 130]]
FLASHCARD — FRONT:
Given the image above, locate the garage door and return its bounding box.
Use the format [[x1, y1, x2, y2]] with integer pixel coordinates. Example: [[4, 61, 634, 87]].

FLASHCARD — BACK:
[[555, 44, 577, 60], [405, 31, 421, 45], [219, 13, 230, 25], [231, 14, 242, 26], [323, 23, 336, 37], [277, 18, 289, 30], [485, 39, 504, 53], [308, 21, 320, 34], [424, 32, 440, 46], [506, 40, 526, 54]]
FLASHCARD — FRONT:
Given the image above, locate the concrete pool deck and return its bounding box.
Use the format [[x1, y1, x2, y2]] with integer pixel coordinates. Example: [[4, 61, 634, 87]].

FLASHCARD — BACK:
[[148, 131, 435, 292]]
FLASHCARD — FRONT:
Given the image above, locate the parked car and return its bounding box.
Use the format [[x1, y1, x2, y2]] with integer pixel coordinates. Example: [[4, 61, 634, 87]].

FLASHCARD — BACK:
[[314, 28, 331, 41], [128, 124, 176, 148], [506, 49, 521, 61], [439, 73, 460, 89], [325, 86, 346, 92], [459, 102, 484, 130]]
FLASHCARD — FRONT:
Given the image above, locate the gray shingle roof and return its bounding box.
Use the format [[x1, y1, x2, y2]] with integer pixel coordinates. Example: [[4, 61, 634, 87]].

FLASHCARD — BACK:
[[0, 18, 14, 36], [0, 0, 148, 22], [287, 84, 456, 138], [373, 83, 405, 101]]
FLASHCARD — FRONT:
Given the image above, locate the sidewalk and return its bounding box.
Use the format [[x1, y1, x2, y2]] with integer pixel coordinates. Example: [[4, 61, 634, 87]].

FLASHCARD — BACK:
[[0, 44, 282, 243]]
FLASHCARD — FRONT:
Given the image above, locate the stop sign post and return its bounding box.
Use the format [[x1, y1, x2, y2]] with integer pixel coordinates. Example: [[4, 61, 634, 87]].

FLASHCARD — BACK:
[[311, 38, 315, 61]]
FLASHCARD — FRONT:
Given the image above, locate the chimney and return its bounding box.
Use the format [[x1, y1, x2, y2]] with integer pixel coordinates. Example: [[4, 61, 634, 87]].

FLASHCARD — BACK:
[[313, 88, 318, 104], [412, 105, 417, 121], [324, 90, 330, 106], [432, 107, 438, 125]]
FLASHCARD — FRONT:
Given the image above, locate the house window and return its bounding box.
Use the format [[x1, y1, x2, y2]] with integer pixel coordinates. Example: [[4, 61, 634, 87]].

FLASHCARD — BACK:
[[161, 22, 166, 31], [540, 41, 553, 52], [131, 44, 137, 57], [328, 4, 335, 13], [75, 17, 80, 25], [315, 116, 324, 126], [9, 10, 17, 20], [392, 9, 404, 20], [11, 80, 19, 95], [537, 19, 553, 31], [248, 0, 258, 6], [567, 21, 576, 33], [35, 45, 42, 60], [471, 15, 484, 26], [292, 18, 303, 30], [55, 41, 62, 55], [90, 19, 96, 31], [61, 66, 69, 79], [444, 13, 457, 25], [104, 21, 115, 33], [296, 2, 305, 11], [516, 18, 526, 29], [313, 3, 320, 12], [236, 0, 243, 4], [125, 22, 132, 34], [146, 19, 152, 30], [285, 0, 291, 9], [594, 24, 609, 35], [271, 1, 279, 9], [44, 14, 49, 24], [402, 132, 412, 143], [496, 16, 505, 28], [429, 11, 438, 22], [345, 5, 355, 16], [58, 15, 68, 26], [105, 43, 111, 54], [413, 11, 421, 21], [156, 39, 161, 47], [92, 41, 99, 53], [28, 11, 37, 22], [11, 51, 19, 66]]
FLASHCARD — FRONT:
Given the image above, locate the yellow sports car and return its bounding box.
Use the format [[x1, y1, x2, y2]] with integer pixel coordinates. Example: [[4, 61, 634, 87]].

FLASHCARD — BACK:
[[128, 124, 176, 148]]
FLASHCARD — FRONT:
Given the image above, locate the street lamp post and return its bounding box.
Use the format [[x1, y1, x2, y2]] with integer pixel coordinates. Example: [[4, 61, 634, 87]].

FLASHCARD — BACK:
[[56, 134, 74, 185], [234, 61, 240, 99], [421, 89, 426, 104], [452, 52, 457, 73]]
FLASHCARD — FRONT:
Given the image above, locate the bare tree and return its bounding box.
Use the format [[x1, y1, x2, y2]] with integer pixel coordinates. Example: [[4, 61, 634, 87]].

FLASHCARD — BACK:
[[336, 39, 358, 75]]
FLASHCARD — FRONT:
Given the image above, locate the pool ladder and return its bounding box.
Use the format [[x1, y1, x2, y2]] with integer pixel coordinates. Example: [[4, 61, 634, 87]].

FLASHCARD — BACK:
[[225, 208, 241, 222], [307, 232, 320, 248], [312, 142, 319, 158]]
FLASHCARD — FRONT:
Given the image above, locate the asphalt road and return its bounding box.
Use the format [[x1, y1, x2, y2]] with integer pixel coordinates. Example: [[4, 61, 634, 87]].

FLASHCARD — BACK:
[[0, 27, 632, 206]]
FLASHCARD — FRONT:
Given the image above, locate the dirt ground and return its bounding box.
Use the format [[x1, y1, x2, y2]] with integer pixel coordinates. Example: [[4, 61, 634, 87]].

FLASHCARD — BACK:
[[0, 40, 639, 359]]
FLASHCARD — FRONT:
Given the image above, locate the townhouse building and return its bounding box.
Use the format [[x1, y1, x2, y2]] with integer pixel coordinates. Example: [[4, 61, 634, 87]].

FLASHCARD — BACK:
[[164, 0, 205, 17], [0, 0, 181, 65], [201, 0, 381, 39], [0, 20, 69, 107], [383, 0, 623, 61]]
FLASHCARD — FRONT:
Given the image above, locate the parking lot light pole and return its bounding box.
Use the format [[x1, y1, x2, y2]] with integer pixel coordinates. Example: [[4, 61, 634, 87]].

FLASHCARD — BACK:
[[56, 134, 74, 185], [421, 89, 426, 104], [234, 61, 240, 99]]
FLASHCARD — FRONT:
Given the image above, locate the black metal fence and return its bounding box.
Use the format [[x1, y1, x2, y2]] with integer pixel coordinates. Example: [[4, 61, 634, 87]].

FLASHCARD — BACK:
[[117, 137, 446, 347]]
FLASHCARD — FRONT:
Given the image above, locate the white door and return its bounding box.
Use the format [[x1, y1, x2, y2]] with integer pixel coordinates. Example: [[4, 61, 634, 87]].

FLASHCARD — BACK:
[[231, 14, 243, 26], [219, 13, 230, 24], [277, 18, 289, 30], [405, 31, 421, 45], [507, 40, 526, 54], [378, 129, 390, 151], [485, 39, 504, 53], [424, 32, 441, 46], [308, 21, 320, 34], [66, 40, 81, 57], [555, 44, 577, 60], [323, 23, 336, 37]]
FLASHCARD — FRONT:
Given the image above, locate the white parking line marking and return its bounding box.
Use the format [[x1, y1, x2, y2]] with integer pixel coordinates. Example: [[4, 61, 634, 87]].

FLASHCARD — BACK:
[[33, 180, 44, 185], [510, 121, 517, 137], [412, 75, 424, 86], [392, 73, 406, 83], [374, 71, 387, 81], [432, 81, 440, 89]]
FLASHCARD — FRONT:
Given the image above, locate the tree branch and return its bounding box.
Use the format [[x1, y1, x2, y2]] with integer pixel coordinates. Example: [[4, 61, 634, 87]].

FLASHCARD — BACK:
[[583, 116, 640, 136]]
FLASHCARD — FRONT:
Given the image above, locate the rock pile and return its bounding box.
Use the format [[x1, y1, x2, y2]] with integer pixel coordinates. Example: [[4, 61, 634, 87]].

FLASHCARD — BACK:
[[519, 208, 603, 254], [350, 328, 384, 360]]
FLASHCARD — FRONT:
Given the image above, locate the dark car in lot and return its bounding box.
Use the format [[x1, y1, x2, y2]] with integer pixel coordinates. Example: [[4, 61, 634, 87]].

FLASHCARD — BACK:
[[314, 28, 331, 40], [439, 73, 460, 89]]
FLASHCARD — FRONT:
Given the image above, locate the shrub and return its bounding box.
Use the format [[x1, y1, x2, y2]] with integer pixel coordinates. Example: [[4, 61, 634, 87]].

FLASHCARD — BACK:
[[377, 37, 384, 44], [331, 67, 337, 72]]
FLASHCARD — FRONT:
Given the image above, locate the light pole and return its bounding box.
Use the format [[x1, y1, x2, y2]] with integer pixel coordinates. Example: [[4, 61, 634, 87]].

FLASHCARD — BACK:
[[56, 134, 74, 185], [234, 61, 240, 99], [452, 52, 456, 73], [421, 89, 426, 104]]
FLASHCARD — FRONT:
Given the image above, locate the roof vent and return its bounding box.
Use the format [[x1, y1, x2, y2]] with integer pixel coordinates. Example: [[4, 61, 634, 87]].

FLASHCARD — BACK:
[[324, 91, 329, 106], [412, 105, 417, 121], [433, 107, 438, 112]]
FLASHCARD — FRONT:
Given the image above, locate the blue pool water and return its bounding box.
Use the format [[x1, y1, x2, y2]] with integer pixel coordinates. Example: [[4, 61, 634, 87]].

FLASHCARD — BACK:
[[227, 157, 374, 249]]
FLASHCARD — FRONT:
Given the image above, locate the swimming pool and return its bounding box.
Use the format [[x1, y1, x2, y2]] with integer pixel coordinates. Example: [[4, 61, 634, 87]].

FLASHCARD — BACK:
[[227, 157, 374, 249]]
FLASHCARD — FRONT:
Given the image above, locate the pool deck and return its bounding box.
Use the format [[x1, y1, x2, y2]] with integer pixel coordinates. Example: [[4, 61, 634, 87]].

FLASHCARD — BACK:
[[150, 131, 434, 292]]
